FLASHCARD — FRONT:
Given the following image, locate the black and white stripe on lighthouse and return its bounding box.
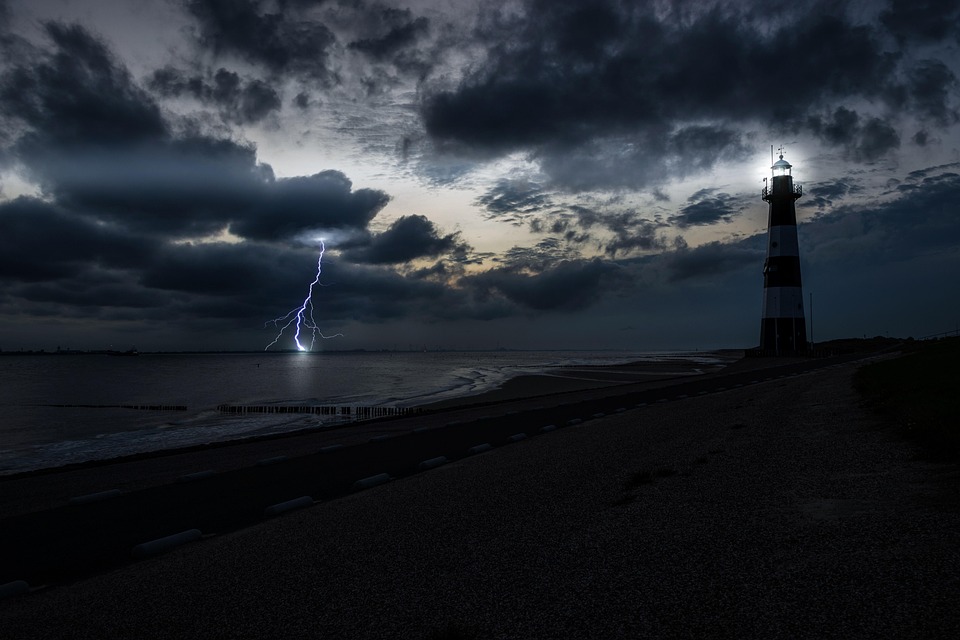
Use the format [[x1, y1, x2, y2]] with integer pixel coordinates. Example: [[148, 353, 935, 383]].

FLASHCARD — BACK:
[[760, 147, 807, 354]]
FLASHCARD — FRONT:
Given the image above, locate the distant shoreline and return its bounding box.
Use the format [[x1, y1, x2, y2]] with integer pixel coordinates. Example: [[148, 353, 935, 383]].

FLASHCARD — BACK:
[[0, 347, 724, 356]]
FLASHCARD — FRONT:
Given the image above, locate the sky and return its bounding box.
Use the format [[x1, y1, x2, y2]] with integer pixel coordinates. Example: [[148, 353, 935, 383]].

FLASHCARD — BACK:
[[1, 0, 959, 352]]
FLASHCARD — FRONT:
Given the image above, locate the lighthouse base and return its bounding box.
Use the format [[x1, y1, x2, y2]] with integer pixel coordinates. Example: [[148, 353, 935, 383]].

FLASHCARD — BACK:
[[760, 317, 808, 355]]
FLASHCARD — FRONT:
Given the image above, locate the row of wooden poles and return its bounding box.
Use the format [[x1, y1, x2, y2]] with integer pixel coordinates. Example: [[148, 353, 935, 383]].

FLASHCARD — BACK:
[[216, 404, 421, 418], [43, 404, 188, 411]]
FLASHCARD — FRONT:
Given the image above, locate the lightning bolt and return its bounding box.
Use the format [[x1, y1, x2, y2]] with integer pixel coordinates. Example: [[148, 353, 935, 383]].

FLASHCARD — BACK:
[[265, 239, 343, 351]]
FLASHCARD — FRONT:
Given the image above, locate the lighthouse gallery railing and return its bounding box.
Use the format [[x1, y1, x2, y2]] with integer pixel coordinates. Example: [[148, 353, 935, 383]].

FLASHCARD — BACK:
[[762, 183, 802, 199]]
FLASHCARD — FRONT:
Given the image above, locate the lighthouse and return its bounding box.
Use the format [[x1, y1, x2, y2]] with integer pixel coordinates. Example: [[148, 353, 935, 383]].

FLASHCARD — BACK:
[[760, 147, 807, 354]]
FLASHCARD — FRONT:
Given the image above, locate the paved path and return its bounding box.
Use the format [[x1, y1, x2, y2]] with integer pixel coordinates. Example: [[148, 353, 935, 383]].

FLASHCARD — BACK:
[[2, 358, 958, 638]]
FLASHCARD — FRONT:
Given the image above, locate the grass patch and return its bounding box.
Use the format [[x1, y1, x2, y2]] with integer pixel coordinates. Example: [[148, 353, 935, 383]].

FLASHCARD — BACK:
[[624, 466, 677, 490], [425, 623, 481, 640], [853, 337, 960, 462], [611, 493, 637, 507], [625, 470, 654, 488]]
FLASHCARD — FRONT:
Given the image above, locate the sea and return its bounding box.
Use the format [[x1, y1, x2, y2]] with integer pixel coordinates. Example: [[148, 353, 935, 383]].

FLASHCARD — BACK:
[[0, 350, 720, 475]]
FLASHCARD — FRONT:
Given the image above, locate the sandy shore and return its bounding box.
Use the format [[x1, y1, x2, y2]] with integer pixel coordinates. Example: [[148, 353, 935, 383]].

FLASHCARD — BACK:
[[2, 355, 958, 638], [421, 353, 737, 410]]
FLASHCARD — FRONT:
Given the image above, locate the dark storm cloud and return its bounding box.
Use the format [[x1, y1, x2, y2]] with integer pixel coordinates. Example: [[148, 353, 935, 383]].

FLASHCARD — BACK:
[[0, 7, 669, 344], [661, 241, 763, 283], [10, 270, 162, 312], [421, 0, 903, 189], [0, 197, 158, 281], [464, 258, 630, 312], [670, 190, 744, 229], [0, 23, 389, 242], [339, 214, 468, 264], [0, 231, 467, 329], [805, 108, 901, 162], [347, 7, 429, 61], [905, 60, 959, 126], [880, 0, 960, 44], [185, 0, 338, 83], [803, 168, 960, 267], [902, 162, 960, 182], [799, 179, 862, 210], [25, 140, 387, 242], [315, 260, 469, 322], [293, 91, 313, 109], [857, 118, 901, 162], [229, 171, 390, 241], [141, 241, 294, 295], [533, 124, 750, 191], [148, 66, 282, 124], [0, 22, 167, 153]]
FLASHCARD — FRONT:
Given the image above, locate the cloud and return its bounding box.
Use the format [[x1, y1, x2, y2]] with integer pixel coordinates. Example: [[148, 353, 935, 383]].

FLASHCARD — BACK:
[[0, 23, 389, 242], [347, 7, 430, 62], [490, 238, 581, 272], [420, 0, 903, 189], [18, 142, 388, 242], [670, 190, 744, 228], [880, 0, 960, 44], [2, 3, 958, 349], [905, 60, 959, 126], [805, 108, 901, 162], [464, 257, 630, 312], [230, 171, 390, 241], [799, 179, 862, 210], [185, 0, 338, 83], [660, 240, 763, 283], [140, 240, 299, 296], [0, 22, 167, 154], [148, 66, 282, 124], [0, 197, 158, 281], [339, 214, 468, 264], [520, 198, 670, 257], [566, 205, 669, 257], [476, 178, 551, 222]]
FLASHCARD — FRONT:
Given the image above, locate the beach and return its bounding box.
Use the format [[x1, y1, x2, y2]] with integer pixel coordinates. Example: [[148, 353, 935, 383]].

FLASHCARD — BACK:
[[0, 350, 724, 476], [1, 353, 958, 638], [0, 353, 735, 516]]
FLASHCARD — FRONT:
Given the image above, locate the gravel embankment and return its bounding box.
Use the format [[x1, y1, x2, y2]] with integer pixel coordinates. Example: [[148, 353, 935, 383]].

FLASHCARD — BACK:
[[2, 360, 958, 639]]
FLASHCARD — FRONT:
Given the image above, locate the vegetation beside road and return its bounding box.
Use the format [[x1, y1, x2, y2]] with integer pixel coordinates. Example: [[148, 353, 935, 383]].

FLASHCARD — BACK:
[[854, 337, 959, 462]]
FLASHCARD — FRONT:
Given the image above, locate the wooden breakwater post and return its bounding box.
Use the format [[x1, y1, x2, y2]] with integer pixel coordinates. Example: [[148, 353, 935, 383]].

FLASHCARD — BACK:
[[215, 404, 422, 420]]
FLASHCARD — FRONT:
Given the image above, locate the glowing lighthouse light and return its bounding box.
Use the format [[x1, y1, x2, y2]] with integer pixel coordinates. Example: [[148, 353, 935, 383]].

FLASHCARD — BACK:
[[264, 239, 343, 351]]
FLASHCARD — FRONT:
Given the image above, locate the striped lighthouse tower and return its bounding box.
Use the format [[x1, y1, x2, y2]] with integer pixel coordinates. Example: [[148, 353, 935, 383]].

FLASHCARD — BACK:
[[760, 147, 807, 354]]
